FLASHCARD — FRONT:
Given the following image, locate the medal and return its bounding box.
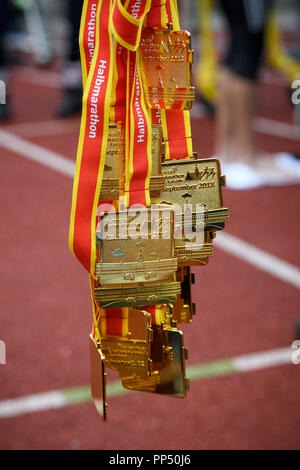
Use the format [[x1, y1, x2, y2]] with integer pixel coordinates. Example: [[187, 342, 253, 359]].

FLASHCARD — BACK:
[[96, 207, 177, 283], [155, 157, 229, 231], [140, 27, 195, 110], [100, 308, 153, 378], [122, 322, 189, 398]]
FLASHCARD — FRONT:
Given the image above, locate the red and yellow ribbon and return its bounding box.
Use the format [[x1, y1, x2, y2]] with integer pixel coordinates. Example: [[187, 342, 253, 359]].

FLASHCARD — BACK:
[[159, 0, 193, 159], [71, 0, 194, 341], [69, 0, 113, 277]]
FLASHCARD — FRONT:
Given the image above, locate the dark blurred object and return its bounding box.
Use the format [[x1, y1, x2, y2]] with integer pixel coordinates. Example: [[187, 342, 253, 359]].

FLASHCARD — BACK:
[[220, 0, 271, 82], [0, 0, 22, 121], [56, 0, 83, 118], [57, 88, 82, 117]]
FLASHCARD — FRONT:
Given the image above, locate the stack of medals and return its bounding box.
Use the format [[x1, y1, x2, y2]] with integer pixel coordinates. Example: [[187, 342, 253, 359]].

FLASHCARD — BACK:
[[69, 0, 229, 421]]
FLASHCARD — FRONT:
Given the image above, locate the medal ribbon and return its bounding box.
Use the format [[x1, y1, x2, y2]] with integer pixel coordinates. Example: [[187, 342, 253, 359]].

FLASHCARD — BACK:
[[156, 0, 193, 160], [96, 0, 153, 339], [146, 0, 167, 27], [69, 0, 113, 277], [80, 0, 99, 89], [126, 48, 152, 207], [111, 0, 151, 51]]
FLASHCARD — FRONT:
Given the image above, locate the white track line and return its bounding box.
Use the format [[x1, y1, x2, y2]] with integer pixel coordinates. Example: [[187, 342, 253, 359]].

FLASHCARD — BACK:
[[0, 129, 75, 177], [232, 347, 292, 372], [254, 117, 300, 141], [0, 391, 66, 419], [1, 128, 300, 291], [214, 232, 300, 290], [0, 347, 294, 419]]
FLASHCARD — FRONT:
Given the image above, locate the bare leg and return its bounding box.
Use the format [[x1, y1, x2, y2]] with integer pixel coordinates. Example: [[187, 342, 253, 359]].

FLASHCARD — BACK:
[[215, 67, 259, 164], [214, 66, 234, 163], [230, 74, 259, 164]]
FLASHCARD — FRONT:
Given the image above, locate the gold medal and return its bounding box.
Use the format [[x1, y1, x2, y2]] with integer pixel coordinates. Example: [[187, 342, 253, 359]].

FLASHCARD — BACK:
[[154, 157, 229, 231], [100, 309, 153, 379], [140, 27, 195, 110], [100, 124, 165, 200], [96, 208, 178, 285], [122, 325, 189, 398]]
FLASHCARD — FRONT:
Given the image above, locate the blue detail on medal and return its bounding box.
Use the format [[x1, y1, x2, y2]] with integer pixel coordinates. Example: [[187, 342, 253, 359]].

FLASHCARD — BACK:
[[112, 249, 126, 257]]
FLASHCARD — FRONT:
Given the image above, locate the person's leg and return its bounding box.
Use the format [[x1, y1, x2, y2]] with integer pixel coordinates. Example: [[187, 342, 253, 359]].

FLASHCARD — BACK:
[[216, 0, 268, 164], [229, 74, 259, 163], [214, 66, 234, 163], [214, 0, 237, 162]]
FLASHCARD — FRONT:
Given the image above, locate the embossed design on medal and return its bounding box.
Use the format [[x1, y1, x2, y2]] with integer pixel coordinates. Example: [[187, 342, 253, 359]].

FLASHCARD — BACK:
[[139, 28, 195, 110], [153, 158, 229, 231], [100, 123, 124, 200], [99, 309, 154, 381], [100, 125, 165, 200], [94, 208, 181, 307], [185, 164, 217, 181]]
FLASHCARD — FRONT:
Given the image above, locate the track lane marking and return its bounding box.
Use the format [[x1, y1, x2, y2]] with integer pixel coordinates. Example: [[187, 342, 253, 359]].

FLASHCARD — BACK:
[[0, 347, 294, 419], [214, 233, 300, 290], [253, 117, 300, 141], [0, 129, 75, 177]]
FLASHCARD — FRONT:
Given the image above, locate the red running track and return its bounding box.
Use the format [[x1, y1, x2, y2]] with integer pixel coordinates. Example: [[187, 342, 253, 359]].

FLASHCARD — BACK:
[[0, 65, 299, 450]]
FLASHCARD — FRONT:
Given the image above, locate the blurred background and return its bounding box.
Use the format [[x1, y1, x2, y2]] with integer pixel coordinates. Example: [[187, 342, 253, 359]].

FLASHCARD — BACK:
[[0, 0, 299, 450]]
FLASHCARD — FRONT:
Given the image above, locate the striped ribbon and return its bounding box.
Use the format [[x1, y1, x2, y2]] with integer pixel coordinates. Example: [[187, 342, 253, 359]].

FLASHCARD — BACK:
[[71, 0, 194, 342], [69, 0, 113, 277], [160, 0, 193, 160]]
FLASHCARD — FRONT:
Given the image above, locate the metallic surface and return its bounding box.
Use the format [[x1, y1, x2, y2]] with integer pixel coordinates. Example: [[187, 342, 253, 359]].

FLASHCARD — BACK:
[[174, 230, 215, 267], [96, 207, 178, 285], [140, 28, 195, 110], [172, 267, 196, 324], [95, 281, 182, 309], [89, 335, 107, 422], [121, 327, 189, 398], [154, 157, 229, 229], [100, 309, 153, 379]]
